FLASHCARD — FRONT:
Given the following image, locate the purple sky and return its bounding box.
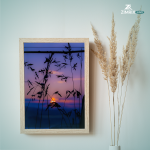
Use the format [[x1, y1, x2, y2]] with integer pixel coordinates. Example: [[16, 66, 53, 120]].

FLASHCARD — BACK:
[[24, 43, 85, 107]]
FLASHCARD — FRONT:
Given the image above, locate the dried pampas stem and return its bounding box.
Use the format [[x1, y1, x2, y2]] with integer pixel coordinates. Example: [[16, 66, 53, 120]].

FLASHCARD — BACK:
[[117, 13, 141, 144], [113, 92, 115, 146], [117, 71, 130, 143], [91, 9, 141, 147], [107, 80, 113, 145], [91, 24, 113, 145]]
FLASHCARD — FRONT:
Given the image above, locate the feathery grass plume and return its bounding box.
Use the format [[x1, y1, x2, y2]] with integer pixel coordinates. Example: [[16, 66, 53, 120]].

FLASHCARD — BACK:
[[120, 46, 129, 86], [120, 26, 133, 85], [91, 24, 108, 80], [120, 14, 139, 85], [128, 13, 141, 70], [107, 13, 118, 93]]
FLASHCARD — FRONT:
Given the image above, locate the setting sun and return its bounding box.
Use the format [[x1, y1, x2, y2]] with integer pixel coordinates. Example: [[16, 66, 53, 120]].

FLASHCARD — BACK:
[[51, 97, 56, 103]]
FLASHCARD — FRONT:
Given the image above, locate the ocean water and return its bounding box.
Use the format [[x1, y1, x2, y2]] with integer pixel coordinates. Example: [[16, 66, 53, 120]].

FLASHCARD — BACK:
[[25, 99, 84, 129]]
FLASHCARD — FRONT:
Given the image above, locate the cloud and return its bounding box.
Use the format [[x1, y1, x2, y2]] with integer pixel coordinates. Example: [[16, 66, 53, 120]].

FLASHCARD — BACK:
[[50, 70, 63, 75], [57, 81, 65, 84]]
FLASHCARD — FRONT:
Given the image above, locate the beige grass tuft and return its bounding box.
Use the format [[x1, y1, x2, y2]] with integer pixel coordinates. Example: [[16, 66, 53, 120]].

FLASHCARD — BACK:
[[107, 13, 118, 93], [128, 14, 141, 69], [91, 24, 108, 80], [120, 14, 141, 86]]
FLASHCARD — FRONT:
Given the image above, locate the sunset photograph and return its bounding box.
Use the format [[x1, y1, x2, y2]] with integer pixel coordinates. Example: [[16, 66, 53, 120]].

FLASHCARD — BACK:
[[24, 42, 85, 129]]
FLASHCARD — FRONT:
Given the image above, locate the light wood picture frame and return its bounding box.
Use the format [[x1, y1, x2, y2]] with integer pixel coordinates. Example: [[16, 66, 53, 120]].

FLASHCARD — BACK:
[[19, 38, 89, 134]]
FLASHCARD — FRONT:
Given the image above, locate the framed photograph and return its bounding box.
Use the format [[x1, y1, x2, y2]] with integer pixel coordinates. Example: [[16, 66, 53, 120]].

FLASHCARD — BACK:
[[19, 38, 89, 134]]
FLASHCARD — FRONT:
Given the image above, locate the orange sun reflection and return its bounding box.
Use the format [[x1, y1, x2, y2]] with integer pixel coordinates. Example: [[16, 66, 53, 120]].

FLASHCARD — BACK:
[[50, 97, 56, 103]]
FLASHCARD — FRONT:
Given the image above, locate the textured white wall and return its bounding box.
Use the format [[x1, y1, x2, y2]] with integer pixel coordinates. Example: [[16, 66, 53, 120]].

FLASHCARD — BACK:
[[0, 0, 150, 150]]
